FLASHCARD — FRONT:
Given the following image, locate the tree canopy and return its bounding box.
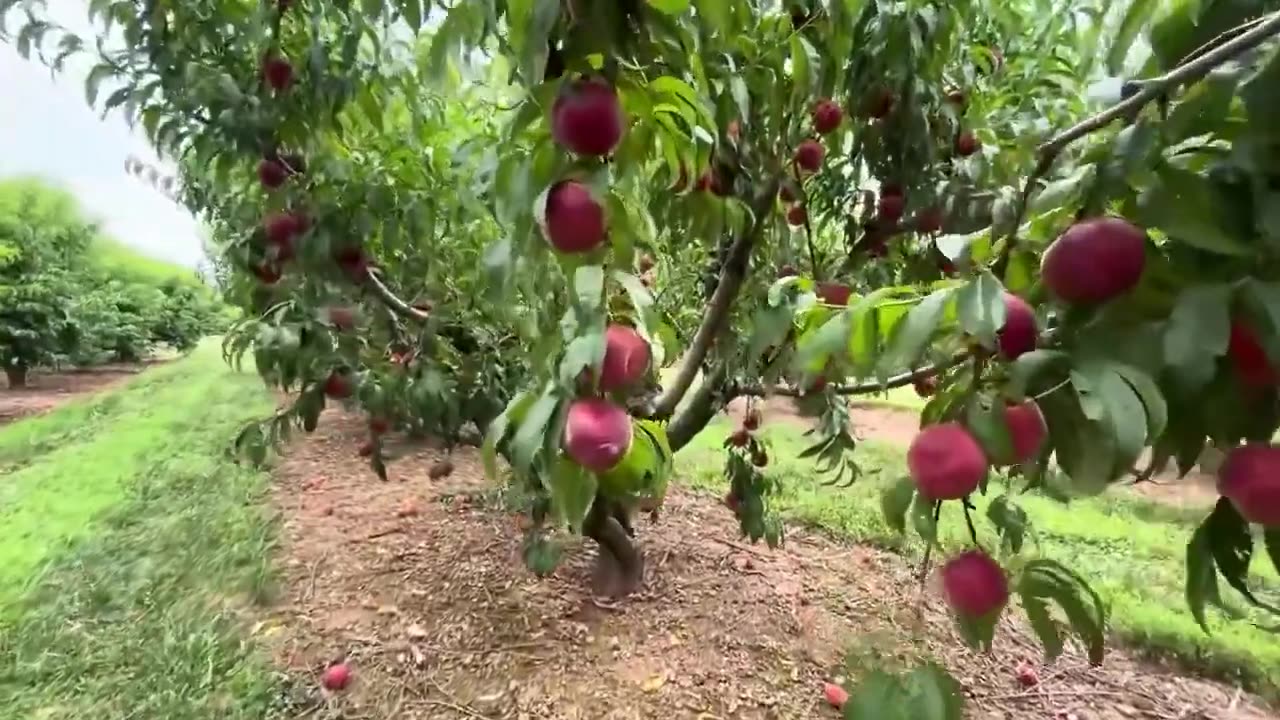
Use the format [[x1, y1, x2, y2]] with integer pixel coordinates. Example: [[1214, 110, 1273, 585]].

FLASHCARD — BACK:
[[6, 0, 1280, 712]]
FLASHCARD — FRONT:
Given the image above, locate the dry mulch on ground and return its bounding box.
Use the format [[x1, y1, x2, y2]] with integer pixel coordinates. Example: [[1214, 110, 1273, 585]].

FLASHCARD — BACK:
[[259, 408, 1270, 720], [0, 362, 159, 427]]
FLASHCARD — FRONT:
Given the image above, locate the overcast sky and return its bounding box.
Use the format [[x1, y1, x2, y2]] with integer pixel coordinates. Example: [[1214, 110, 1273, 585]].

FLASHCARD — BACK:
[[0, 0, 205, 269]]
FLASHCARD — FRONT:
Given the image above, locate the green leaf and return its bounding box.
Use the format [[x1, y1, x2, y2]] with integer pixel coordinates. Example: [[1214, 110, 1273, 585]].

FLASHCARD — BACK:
[[559, 328, 606, 387], [1185, 518, 1221, 633], [1096, 365, 1150, 478], [1006, 349, 1069, 400], [1266, 530, 1280, 578], [986, 495, 1029, 554], [1107, 0, 1157, 75], [1164, 284, 1232, 390], [1112, 363, 1168, 440], [879, 288, 953, 375], [1166, 68, 1239, 143], [1020, 559, 1108, 665], [510, 386, 561, 471], [1039, 385, 1116, 495], [1136, 165, 1252, 256], [397, 0, 423, 30], [1029, 164, 1097, 215], [647, 0, 690, 13], [965, 397, 1014, 467], [911, 495, 938, 547], [1022, 594, 1066, 662], [1241, 42, 1280, 131], [793, 310, 853, 378], [84, 62, 114, 106], [880, 476, 916, 534], [844, 670, 908, 720], [548, 455, 598, 533], [573, 264, 605, 313], [1205, 497, 1279, 613], [902, 663, 965, 720], [954, 271, 1005, 346]]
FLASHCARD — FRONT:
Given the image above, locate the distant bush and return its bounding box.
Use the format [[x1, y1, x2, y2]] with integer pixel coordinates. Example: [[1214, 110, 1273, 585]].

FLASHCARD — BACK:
[[0, 177, 226, 385]]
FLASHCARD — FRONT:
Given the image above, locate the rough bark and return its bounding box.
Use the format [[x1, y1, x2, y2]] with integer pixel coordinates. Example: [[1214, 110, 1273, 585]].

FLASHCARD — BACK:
[[4, 365, 28, 389], [584, 494, 644, 598]]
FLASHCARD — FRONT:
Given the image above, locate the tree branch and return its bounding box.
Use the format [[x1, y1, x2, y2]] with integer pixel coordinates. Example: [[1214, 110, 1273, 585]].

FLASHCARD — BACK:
[[736, 350, 969, 398], [365, 269, 429, 322], [651, 178, 781, 418], [667, 365, 729, 452], [994, 10, 1280, 276]]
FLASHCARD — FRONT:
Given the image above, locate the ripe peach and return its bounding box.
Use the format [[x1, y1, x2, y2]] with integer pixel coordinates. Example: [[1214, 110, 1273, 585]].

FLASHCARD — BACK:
[[908, 422, 988, 500], [817, 282, 851, 306], [1218, 443, 1280, 527], [599, 324, 651, 391], [996, 292, 1037, 360], [877, 193, 905, 223], [866, 88, 894, 119], [1228, 322, 1279, 388], [1002, 399, 1046, 465], [812, 98, 843, 134], [257, 158, 288, 189], [563, 398, 632, 473], [551, 77, 624, 156], [324, 371, 354, 399], [955, 130, 979, 156], [262, 54, 293, 91], [544, 180, 605, 254], [794, 139, 825, 173], [941, 549, 1009, 618], [786, 205, 807, 226], [321, 662, 352, 691], [1041, 217, 1146, 305], [917, 206, 944, 233]]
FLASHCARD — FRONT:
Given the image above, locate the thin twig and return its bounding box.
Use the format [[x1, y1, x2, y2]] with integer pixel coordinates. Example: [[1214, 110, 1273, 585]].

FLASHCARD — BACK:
[[366, 270, 430, 322], [977, 689, 1126, 703], [737, 350, 969, 398]]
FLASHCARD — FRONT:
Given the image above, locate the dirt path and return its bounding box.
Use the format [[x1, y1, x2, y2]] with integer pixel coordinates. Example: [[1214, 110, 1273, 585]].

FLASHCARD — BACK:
[[722, 396, 1223, 510], [260, 409, 1268, 720], [0, 362, 162, 427]]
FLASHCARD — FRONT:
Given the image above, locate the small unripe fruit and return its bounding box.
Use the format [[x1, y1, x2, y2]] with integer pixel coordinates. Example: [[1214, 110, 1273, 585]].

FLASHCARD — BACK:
[[327, 306, 356, 331], [812, 98, 843, 134], [369, 416, 390, 435], [913, 376, 937, 398], [996, 292, 1037, 360], [1016, 662, 1040, 688], [563, 398, 632, 473], [551, 77, 624, 156], [794, 139, 825, 173], [752, 450, 768, 467], [877, 193, 905, 223], [1218, 443, 1280, 527], [262, 54, 293, 91], [321, 663, 352, 691], [779, 184, 797, 204], [1041, 217, 1146, 305], [729, 429, 750, 447], [941, 550, 1009, 618], [786, 204, 807, 226], [333, 247, 369, 281], [257, 158, 288, 189], [823, 682, 849, 709], [908, 422, 988, 500], [543, 180, 605, 254], [1228, 322, 1279, 388], [252, 262, 282, 284], [599, 324, 651, 391], [955, 130, 979, 157], [743, 409, 761, 431], [817, 282, 851, 306], [263, 211, 301, 247], [324, 371, 354, 399], [1002, 400, 1047, 465]]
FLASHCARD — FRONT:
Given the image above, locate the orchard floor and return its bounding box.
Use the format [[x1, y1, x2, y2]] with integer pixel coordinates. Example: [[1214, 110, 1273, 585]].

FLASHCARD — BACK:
[[262, 409, 1272, 720], [0, 361, 164, 427]]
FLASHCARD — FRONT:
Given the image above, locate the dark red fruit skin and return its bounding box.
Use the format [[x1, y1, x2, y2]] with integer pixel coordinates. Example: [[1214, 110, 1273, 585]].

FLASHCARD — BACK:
[[328, 306, 356, 331], [264, 212, 301, 247], [743, 409, 761, 431], [1228, 322, 1280, 388], [543, 180, 605, 253], [941, 550, 1009, 618], [947, 89, 966, 106], [880, 181, 904, 198], [916, 206, 944, 233], [812, 98, 843, 134], [252, 262, 282, 284], [729, 429, 750, 447], [333, 247, 369, 281], [369, 417, 390, 435], [1003, 400, 1047, 465], [752, 451, 769, 467], [779, 184, 797, 204], [866, 88, 894, 119], [866, 238, 888, 258], [786, 205, 807, 226], [817, 282, 852, 306], [955, 130, 979, 157], [550, 77, 624, 156], [695, 169, 714, 192], [724, 491, 741, 512], [321, 663, 352, 691], [357, 441, 374, 458], [1218, 443, 1280, 527], [1041, 216, 1146, 305], [996, 292, 1037, 360], [262, 55, 293, 91], [794, 139, 825, 173], [913, 375, 938, 398], [324, 371, 354, 399], [258, 159, 288, 189], [877, 193, 905, 223]]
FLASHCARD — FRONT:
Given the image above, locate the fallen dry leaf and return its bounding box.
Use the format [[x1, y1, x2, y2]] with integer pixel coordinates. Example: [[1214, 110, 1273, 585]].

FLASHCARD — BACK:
[[641, 673, 667, 693]]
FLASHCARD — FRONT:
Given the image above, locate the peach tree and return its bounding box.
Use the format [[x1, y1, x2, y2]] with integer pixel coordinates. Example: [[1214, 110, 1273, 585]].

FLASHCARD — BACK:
[[7, 0, 1280, 714]]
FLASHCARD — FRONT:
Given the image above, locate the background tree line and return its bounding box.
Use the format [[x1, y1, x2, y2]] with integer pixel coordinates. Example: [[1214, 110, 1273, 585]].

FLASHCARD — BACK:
[[0, 176, 230, 387]]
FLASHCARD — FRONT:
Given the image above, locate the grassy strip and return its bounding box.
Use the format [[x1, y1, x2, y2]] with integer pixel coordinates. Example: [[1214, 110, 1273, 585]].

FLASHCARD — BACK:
[[678, 417, 1280, 702], [0, 341, 286, 719]]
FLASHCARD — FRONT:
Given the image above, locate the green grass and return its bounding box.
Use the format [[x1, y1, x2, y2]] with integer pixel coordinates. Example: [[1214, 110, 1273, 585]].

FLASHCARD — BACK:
[[0, 340, 288, 719], [677, 418, 1280, 701]]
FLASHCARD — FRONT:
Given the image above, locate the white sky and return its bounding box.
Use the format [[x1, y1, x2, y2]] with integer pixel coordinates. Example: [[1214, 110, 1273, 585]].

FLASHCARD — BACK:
[[0, 0, 205, 269]]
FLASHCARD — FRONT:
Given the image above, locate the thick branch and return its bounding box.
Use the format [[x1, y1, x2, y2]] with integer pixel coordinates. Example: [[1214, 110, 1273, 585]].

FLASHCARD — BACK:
[[651, 179, 780, 418], [667, 365, 729, 452], [366, 269, 429, 322], [736, 351, 969, 398]]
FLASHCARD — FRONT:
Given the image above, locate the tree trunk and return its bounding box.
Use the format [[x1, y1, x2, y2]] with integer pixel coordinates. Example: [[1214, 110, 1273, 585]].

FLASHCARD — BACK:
[[584, 495, 644, 598], [668, 366, 729, 452], [4, 365, 27, 389]]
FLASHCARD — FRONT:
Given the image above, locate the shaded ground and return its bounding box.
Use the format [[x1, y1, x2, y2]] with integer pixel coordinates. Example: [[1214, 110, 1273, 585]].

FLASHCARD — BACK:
[[0, 362, 163, 427], [262, 409, 1269, 719], [722, 395, 1223, 510]]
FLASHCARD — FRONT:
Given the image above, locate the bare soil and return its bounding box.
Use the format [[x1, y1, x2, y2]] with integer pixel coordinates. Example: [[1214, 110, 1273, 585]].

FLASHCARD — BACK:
[[0, 362, 161, 427], [261, 408, 1270, 720]]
